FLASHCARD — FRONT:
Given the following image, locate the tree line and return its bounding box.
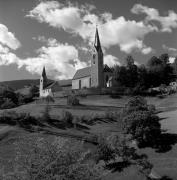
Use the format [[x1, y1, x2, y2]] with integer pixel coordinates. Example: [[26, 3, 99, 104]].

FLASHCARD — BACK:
[[113, 53, 176, 91]]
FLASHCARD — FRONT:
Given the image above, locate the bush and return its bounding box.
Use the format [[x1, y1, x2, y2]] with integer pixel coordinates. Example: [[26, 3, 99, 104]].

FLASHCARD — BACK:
[[41, 104, 51, 122], [122, 111, 161, 146], [2, 89, 18, 104], [67, 95, 80, 106], [0, 135, 103, 180], [45, 95, 55, 103], [0, 98, 16, 109], [95, 134, 153, 176], [61, 110, 74, 125], [0, 111, 43, 128], [123, 96, 149, 114]]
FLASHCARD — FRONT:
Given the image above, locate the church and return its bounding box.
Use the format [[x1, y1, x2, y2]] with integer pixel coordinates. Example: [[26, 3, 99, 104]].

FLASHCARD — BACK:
[[72, 28, 113, 89], [39, 27, 114, 98], [39, 66, 62, 97]]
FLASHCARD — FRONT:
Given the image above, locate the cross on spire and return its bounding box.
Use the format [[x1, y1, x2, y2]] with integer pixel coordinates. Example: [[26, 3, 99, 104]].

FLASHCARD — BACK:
[[94, 27, 102, 53]]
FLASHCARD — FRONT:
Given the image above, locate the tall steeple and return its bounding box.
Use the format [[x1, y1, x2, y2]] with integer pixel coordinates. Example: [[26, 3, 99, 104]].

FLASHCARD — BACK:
[[42, 66, 47, 78], [40, 66, 48, 90], [91, 26, 104, 88], [94, 27, 102, 53]]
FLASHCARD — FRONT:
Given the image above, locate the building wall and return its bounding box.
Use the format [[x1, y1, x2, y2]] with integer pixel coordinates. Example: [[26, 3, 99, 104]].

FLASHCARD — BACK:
[[72, 76, 91, 89], [40, 88, 53, 97]]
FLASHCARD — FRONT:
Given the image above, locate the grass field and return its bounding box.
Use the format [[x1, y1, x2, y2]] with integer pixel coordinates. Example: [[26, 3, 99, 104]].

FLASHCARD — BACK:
[[1, 93, 177, 179]]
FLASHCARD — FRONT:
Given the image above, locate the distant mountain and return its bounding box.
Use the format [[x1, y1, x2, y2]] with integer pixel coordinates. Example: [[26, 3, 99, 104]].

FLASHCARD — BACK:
[[0, 79, 40, 90], [0, 79, 72, 90]]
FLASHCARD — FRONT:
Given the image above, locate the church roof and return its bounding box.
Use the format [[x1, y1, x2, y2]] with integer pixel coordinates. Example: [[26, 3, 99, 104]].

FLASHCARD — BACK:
[[72, 67, 91, 80], [94, 27, 102, 53], [72, 64, 113, 80], [103, 64, 113, 73], [42, 66, 47, 78], [45, 81, 57, 89]]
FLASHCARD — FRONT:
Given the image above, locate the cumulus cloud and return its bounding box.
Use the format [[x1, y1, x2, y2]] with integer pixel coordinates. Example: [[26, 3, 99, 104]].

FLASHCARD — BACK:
[[27, 1, 155, 54], [162, 44, 177, 57], [162, 44, 177, 52], [104, 54, 121, 67], [0, 24, 21, 49], [131, 4, 177, 32], [0, 44, 19, 66], [169, 57, 175, 64], [0, 38, 87, 80]]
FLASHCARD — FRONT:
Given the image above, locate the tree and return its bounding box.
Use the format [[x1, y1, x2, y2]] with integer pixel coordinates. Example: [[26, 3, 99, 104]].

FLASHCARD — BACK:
[[121, 96, 161, 147], [122, 111, 161, 146], [126, 55, 138, 88], [147, 54, 174, 87], [95, 134, 153, 176], [123, 96, 149, 114]]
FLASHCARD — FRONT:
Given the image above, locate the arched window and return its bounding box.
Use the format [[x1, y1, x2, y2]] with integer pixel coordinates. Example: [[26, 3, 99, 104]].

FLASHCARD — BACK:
[[93, 54, 96, 64]]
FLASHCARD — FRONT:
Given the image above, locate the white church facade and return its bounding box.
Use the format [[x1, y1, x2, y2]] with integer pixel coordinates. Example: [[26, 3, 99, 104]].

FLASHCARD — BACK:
[[39, 67, 61, 97], [72, 28, 113, 90]]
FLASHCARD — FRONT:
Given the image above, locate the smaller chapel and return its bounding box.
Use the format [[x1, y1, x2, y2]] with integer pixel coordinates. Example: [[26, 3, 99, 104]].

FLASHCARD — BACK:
[[72, 28, 113, 89], [39, 66, 61, 97]]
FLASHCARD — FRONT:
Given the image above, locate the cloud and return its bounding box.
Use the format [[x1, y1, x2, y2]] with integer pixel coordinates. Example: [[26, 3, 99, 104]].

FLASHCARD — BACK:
[[162, 44, 177, 56], [27, 1, 155, 54], [104, 54, 121, 67], [169, 57, 175, 64], [131, 4, 177, 32], [0, 44, 19, 66], [0, 24, 21, 49], [0, 38, 87, 80], [141, 47, 153, 55], [162, 44, 177, 52]]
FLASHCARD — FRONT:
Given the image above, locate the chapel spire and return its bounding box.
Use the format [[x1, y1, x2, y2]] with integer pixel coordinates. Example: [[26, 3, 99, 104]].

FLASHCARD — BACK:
[[42, 66, 47, 78], [94, 27, 102, 53]]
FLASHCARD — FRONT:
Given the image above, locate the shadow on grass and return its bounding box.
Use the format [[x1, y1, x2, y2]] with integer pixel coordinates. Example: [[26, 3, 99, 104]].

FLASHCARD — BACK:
[[160, 176, 173, 180], [139, 132, 177, 153], [105, 161, 131, 173], [154, 133, 177, 153]]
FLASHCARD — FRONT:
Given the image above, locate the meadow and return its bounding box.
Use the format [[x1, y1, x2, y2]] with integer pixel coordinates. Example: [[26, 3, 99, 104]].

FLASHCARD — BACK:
[[1, 94, 177, 179]]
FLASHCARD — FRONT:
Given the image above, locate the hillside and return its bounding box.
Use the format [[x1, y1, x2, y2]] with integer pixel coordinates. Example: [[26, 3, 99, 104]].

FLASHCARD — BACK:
[[0, 79, 72, 90], [0, 79, 40, 90]]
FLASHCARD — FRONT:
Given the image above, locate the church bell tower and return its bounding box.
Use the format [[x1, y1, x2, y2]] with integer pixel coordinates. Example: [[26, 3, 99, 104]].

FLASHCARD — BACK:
[[40, 66, 48, 93], [91, 27, 104, 88]]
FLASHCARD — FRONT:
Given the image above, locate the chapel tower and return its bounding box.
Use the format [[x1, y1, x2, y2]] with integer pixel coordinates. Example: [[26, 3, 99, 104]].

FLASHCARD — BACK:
[[40, 66, 48, 94], [91, 27, 104, 88]]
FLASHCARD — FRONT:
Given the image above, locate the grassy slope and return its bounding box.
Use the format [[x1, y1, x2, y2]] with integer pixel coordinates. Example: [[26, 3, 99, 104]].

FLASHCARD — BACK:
[[1, 94, 177, 179]]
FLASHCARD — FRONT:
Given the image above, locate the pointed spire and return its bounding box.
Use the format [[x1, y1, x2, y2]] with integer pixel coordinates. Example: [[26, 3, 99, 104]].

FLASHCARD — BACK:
[[42, 66, 47, 77], [94, 26, 102, 53]]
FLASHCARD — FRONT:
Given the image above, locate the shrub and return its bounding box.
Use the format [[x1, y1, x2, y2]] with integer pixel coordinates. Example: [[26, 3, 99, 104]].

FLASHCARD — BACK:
[[45, 95, 55, 103], [123, 96, 149, 115], [122, 111, 161, 146], [41, 104, 51, 122], [95, 133, 153, 176], [0, 135, 103, 180], [2, 89, 18, 104], [0, 111, 43, 128], [61, 110, 74, 125], [0, 98, 16, 109], [67, 95, 80, 106]]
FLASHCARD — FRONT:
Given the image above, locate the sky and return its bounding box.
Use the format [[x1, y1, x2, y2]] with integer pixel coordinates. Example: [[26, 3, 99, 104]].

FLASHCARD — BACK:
[[0, 0, 177, 81]]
